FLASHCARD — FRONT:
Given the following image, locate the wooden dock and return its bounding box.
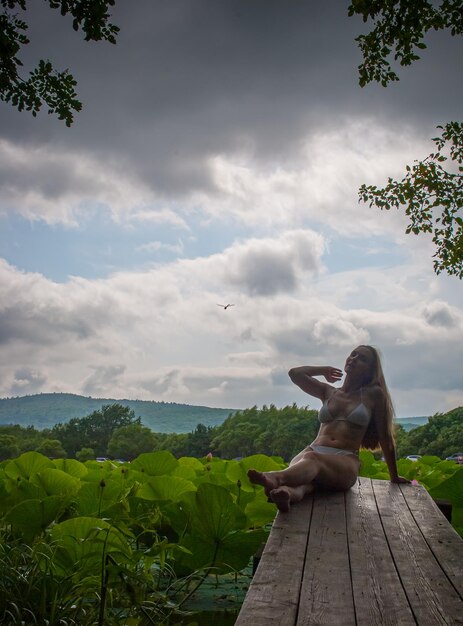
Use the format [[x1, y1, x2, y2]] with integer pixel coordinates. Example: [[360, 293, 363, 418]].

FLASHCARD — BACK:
[[236, 477, 463, 625]]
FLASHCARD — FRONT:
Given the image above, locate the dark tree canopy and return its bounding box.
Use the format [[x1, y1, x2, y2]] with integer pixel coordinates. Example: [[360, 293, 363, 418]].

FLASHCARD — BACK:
[[0, 0, 119, 125], [50, 403, 139, 457], [348, 0, 463, 277]]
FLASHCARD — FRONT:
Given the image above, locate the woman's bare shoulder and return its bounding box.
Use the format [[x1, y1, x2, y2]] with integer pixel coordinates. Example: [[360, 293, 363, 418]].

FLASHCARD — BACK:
[[364, 384, 384, 402]]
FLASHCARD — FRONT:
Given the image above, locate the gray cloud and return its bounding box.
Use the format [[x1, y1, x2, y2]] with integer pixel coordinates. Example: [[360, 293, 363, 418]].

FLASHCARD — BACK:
[[225, 230, 323, 296], [1, 0, 460, 202], [422, 301, 459, 328], [11, 367, 47, 396], [82, 365, 126, 397], [0, 2, 462, 421]]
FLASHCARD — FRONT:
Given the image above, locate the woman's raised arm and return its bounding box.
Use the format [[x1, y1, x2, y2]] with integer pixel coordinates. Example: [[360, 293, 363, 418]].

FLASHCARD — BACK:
[[288, 365, 343, 401]]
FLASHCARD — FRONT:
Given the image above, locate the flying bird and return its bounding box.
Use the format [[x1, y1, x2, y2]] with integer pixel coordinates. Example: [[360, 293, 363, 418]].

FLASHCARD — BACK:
[[217, 303, 235, 309]]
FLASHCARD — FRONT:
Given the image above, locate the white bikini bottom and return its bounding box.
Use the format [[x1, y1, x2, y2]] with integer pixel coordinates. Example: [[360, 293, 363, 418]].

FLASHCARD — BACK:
[[309, 444, 358, 456]]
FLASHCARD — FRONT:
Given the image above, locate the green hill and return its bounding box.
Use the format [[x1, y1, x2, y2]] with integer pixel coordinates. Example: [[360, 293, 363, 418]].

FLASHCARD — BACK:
[[396, 416, 429, 431], [0, 393, 235, 433], [0, 393, 428, 434]]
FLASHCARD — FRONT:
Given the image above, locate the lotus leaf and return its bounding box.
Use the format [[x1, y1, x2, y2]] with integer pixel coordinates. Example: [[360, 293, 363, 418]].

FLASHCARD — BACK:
[[77, 478, 128, 516], [80, 466, 114, 482], [186, 483, 247, 539], [417, 456, 444, 466], [244, 498, 277, 527], [109, 466, 147, 486], [429, 467, 463, 505], [137, 475, 196, 502], [173, 464, 198, 481], [176, 527, 267, 574], [178, 456, 204, 471], [127, 496, 163, 531], [196, 472, 235, 490], [131, 450, 179, 476], [5, 496, 66, 541], [5, 451, 54, 480], [49, 516, 132, 576], [30, 468, 80, 497], [2, 478, 46, 509], [53, 458, 88, 478]]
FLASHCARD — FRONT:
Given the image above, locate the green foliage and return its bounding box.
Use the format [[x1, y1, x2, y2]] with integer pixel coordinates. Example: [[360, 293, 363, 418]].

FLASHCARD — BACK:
[[396, 407, 463, 458], [359, 122, 463, 277], [348, 0, 463, 88], [0, 450, 281, 624], [35, 438, 67, 459], [107, 422, 161, 460], [211, 404, 319, 461], [359, 449, 463, 535], [0, 0, 119, 125], [75, 446, 95, 462], [0, 424, 48, 457], [50, 403, 139, 457], [1, 446, 462, 623], [348, 1, 463, 276], [0, 434, 19, 461]]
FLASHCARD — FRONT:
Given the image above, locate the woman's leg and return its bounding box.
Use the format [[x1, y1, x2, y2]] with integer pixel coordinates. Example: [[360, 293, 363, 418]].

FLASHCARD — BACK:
[[247, 450, 359, 510], [269, 483, 314, 513]]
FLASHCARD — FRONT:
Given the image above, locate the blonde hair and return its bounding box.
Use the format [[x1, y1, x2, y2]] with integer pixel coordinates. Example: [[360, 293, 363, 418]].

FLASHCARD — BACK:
[[358, 345, 395, 450]]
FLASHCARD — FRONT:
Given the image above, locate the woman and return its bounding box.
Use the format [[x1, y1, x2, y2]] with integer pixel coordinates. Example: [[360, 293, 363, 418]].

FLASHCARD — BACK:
[[248, 345, 408, 512]]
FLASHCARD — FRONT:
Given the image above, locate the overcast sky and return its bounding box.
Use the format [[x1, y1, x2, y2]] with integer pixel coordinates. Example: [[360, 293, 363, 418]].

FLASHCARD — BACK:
[[1, 0, 462, 418]]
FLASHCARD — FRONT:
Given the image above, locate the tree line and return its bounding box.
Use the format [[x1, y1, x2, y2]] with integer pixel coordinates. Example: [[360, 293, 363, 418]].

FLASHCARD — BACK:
[[0, 403, 462, 463]]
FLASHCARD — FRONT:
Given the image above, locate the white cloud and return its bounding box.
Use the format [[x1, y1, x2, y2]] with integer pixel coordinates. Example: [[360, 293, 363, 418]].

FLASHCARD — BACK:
[[0, 139, 188, 228], [1, 0, 462, 427], [1, 237, 462, 418]]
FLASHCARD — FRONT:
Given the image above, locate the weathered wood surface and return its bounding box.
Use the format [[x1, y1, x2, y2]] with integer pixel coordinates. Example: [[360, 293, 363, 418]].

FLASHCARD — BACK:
[[235, 477, 463, 626]]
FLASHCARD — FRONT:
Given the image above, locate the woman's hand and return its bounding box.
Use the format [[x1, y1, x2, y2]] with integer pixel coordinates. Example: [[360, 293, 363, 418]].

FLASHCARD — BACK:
[[390, 475, 411, 484], [323, 367, 343, 383]]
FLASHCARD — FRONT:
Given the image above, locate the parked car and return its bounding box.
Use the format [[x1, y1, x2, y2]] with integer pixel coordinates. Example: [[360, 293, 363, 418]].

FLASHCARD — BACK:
[[445, 453, 463, 463], [95, 456, 110, 462], [406, 454, 422, 462]]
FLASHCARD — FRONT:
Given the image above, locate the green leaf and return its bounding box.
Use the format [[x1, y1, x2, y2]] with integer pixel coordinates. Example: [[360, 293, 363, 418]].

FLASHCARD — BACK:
[[5, 496, 65, 541], [429, 468, 463, 505], [244, 497, 277, 527], [49, 517, 132, 576], [137, 475, 196, 502], [76, 478, 126, 516], [131, 450, 179, 476], [52, 457, 88, 478], [5, 451, 54, 480], [177, 528, 268, 574], [30, 468, 80, 497]]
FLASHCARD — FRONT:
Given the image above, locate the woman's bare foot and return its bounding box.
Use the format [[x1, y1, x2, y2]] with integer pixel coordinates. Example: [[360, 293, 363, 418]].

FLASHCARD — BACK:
[[269, 487, 291, 513], [247, 469, 279, 498]]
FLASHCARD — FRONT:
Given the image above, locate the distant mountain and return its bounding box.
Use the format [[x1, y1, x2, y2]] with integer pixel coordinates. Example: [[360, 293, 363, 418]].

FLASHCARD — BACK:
[[396, 416, 429, 431], [0, 393, 236, 433], [0, 393, 429, 434]]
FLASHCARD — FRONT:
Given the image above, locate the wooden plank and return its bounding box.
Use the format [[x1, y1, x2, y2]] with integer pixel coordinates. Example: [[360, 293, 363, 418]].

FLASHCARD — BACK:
[[297, 490, 355, 625], [346, 478, 416, 625], [235, 496, 313, 626], [400, 483, 463, 599], [373, 480, 463, 625]]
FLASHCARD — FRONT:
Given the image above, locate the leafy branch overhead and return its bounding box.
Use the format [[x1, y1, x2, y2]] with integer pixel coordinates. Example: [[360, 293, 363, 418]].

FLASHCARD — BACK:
[[360, 122, 463, 277], [0, 0, 119, 126], [348, 0, 463, 88], [348, 0, 463, 277]]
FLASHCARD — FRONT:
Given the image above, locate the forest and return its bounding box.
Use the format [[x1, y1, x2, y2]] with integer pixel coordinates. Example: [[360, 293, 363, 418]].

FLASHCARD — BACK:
[[0, 403, 462, 463]]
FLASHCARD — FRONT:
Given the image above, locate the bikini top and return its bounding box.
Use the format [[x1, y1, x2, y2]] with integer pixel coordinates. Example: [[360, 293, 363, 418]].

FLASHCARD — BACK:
[[318, 390, 372, 427]]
